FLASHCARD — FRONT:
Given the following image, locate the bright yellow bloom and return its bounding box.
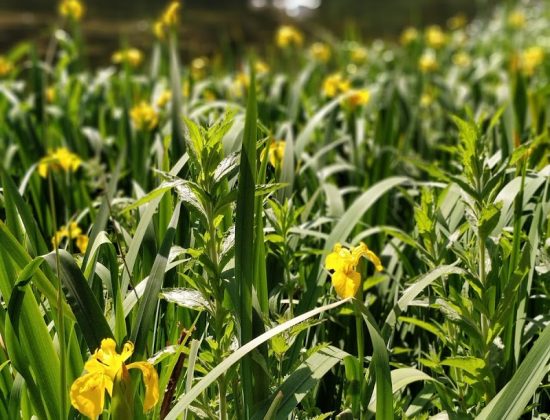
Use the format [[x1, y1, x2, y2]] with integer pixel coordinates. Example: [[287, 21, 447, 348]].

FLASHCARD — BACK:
[[350, 45, 368, 64], [112, 48, 143, 68], [346, 89, 370, 108], [130, 101, 159, 131], [0, 56, 14, 77], [156, 90, 172, 108], [191, 56, 209, 79], [58, 0, 84, 21], [268, 140, 285, 167], [453, 51, 471, 68], [520, 46, 545, 76], [255, 60, 270, 75], [275, 25, 304, 48], [420, 91, 435, 108], [507, 9, 525, 29], [447, 14, 467, 30], [400, 27, 419, 46], [153, 1, 180, 39], [38, 147, 82, 178], [70, 338, 159, 419], [419, 52, 438, 73], [322, 73, 350, 98], [425, 25, 447, 49], [46, 86, 56, 103], [230, 72, 250, 97], [325, 242, 383, 299], [310, 42, 331, 63], [52, 221, 88, 252]]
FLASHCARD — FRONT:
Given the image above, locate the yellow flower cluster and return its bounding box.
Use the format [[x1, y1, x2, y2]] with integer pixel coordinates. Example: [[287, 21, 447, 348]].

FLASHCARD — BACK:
[[58, 0, 85, 21], [507, 9, 526, 29], [38, 147, 82, 178], [322, 73, 350, 97], [453, 51, 471, 68], [130, 101, 159, 131], [346, 89, 370, 108], [310, 42, 331, 63], [419, 52, 438, 73], [520, 46, 545, 76], [400, 27, 419, 46], [425, 25, 447, 49], [112, 48, 143, 68], [325, 242, 383, 299], [276, 25, 304, 48], [70, 338, 159, 419], [52, 221, 88, 252], [153, 1, 181, 40], [350, 45, 368, 64], [156, 90, 172, 108], [0, 56, 14, 77]]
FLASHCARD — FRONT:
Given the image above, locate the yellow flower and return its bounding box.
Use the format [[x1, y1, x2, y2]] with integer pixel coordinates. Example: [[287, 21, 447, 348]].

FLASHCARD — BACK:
[[420, 91, 435, 108], [112, 48, 143, 68], [46, 86, 56, 103], [58, 0, 84, 21], [310, 42, 331, 63], [231, 72, 250, 97], [322, 73, 350, 98], [447, 13, 467, 30], [419, 52, 438, 73], [400, 27, 419, 46], [520, 46, 544, 76], [38, 147, 82, 178], [130, 101, 159, 131], [507, 9, 525, 29], [346, 89, 370, 108], [268, 140, 285, 167], [52, 221, 88, 252], [191, 56, 209, 79], [425, 25, 447, 49], [182, 79, 190, 98], [70, 338, 159, 419], [453, 51, 471, 68], [156, 90, 172, 108], [153, 1, 180, 39], [325, 242, 383, 299], [275, 25, 304, 48], [350, 45, 368, 64], [0, 56, 14, 77], [255, 60, 270, 75]]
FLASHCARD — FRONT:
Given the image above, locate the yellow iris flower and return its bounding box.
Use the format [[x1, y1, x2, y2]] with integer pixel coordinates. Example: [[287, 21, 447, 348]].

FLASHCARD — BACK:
[[425, 25, 447, 49], [52, 221, 89, 253], [58, 0, 85, 21], [507, 10, 526, 29], [268, 140, 285, 168], [70, 338, 159, 419], [520, 46, 545, 76], [38, 147, 82, 178], [0, 56, 14, 77], [275, 25, 304, 49], [325, 242, 383, 299], [322, 73, 350, 98], [418, 52, 438, 73], [346, 89, 370, 108], [156, 90, 172, 108], [130, 101, 159, 131], [400, 27, 419, 46], [153, 1, 181, 39], [112, 48, 143, 68], [350, 45, 368, 64], [310, 42, 331, 63]]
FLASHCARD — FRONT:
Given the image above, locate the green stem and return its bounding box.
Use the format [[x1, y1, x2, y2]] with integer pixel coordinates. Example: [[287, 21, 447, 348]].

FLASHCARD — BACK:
[[354, 297, 365, 419]]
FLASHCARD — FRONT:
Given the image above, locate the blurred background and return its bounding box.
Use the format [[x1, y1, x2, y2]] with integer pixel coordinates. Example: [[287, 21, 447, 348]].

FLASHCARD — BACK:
[[1, 0, 501, 64]]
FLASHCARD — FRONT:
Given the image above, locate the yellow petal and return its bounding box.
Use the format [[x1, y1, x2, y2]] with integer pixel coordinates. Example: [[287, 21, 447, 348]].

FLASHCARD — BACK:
[[331, 269, 361, 299], [127, 361, 160, 412], [70, 372, 107, 419], [325, 251, 344, 271]]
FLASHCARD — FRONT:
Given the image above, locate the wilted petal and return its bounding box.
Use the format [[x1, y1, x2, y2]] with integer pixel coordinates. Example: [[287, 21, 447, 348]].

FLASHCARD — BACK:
[[127, 361, 160, 412]]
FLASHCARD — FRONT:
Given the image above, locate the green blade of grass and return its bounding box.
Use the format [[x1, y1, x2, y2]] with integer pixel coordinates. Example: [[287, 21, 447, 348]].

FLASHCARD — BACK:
[[164, 298, 351, 420]]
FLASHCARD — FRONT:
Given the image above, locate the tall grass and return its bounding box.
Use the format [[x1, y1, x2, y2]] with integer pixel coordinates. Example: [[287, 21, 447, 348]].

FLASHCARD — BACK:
[[0, 1, 549, 419]]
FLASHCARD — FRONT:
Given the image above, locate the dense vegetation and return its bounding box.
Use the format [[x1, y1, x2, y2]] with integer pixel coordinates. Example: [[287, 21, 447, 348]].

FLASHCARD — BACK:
[[0, 1, 548, 418]]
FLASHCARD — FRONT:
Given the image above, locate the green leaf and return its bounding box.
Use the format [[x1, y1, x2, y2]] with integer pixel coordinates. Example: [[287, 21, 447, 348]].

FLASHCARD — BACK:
[[477, 322, 550, 420], [44, 250, 114, 351], [164, 299, 351, 420]]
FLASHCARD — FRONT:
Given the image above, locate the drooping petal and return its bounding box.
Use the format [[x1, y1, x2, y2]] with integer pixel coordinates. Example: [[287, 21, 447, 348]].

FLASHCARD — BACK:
[[120, 341, 134, 363], [331, 269, 361, 299], [127, 362, 160, 412], [365, 249, 384, 272], [70, 372, 107, 419]]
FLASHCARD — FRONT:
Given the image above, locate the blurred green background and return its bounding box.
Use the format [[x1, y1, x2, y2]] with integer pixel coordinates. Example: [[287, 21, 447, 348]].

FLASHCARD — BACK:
[[1, 0, 500, 63]]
